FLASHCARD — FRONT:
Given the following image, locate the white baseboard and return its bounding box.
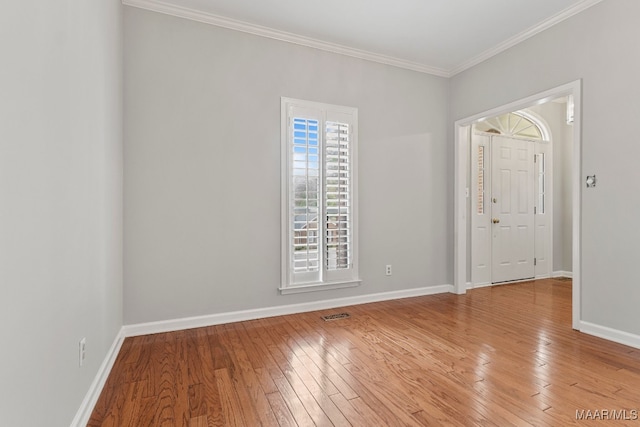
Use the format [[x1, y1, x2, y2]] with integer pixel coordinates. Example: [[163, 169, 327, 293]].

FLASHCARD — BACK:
[[580, 321, 640, 350], [70, 327, 125, 427], [69, 284, 452, 424], [123, 284, 453, 337], [552, 270, 573, 278], [69, 284, 640, 427]]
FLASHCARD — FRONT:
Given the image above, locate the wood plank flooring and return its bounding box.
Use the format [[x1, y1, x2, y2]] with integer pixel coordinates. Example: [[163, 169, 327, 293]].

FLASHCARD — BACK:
[[89, 279, 640, 426]]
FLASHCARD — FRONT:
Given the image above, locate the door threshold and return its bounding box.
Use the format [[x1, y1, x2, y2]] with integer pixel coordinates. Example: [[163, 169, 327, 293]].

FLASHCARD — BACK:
[[491, 277, 535, 286]]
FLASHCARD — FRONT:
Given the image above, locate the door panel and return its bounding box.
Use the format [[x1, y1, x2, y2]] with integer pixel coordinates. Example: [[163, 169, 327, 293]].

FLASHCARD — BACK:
[[499, 169, 511, 213], [491, 136, 535, 283]]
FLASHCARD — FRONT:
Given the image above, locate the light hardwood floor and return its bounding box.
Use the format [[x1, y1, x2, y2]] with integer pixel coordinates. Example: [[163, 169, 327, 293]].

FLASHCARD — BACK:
[[89, 279, 640, 426]]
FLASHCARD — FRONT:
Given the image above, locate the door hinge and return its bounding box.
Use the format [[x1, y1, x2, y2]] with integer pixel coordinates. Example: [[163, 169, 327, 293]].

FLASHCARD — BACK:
[[534, 206, 537, 214], [534, 258, 537, 266]]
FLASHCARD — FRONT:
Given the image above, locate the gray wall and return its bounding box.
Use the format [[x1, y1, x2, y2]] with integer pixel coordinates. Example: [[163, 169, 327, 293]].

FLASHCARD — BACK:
[[123, 7, 451, 324], [451, 0, 640, 334], [0, 1, 123, 426]]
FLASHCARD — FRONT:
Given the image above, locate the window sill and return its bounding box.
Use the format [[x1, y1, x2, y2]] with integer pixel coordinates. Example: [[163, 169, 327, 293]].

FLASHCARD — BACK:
[[279, 280, 362, 295]]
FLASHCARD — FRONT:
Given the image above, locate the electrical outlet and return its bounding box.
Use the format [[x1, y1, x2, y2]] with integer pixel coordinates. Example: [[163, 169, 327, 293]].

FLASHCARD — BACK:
[[79, 338, 86, 367], [385, 265, 392, 276]]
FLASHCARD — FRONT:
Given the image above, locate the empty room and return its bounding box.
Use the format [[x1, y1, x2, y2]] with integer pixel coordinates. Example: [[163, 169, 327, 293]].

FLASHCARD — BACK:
[[2, 0, 640, 426]]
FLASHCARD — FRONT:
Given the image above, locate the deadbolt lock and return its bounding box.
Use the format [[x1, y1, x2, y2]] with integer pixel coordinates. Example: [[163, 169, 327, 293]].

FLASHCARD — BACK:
[[492, 198, 497, 203]]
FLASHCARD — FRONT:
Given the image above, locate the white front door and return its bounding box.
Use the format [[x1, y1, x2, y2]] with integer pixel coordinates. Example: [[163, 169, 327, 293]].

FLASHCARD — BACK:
[[491, 136, 535, 283]]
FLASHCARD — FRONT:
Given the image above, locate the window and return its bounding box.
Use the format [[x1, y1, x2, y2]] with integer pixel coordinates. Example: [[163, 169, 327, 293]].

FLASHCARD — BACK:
[[536, 153, 546, 214], [281, 98, 360, 294], [477, 145, 485, 215], [474, 112, 545, 140]]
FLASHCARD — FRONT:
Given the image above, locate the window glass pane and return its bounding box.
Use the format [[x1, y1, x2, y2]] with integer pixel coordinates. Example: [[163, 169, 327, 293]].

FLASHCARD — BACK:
[[477, 145, 485, 215], [537, 153, 545, 214], [475, 113, 543, 140]]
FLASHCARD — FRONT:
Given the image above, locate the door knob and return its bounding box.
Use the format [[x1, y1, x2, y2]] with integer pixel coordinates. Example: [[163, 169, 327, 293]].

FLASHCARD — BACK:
[[492, 218, 500, 224]]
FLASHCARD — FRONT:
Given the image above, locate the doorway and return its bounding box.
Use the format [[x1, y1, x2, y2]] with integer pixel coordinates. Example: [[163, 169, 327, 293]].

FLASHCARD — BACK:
[[470, 110, 553, 286], [471, 134, 538, 285], [453, 80, 582, 330]]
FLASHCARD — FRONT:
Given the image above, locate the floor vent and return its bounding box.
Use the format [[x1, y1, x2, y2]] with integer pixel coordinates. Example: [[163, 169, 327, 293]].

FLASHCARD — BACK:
[[321, 312, 351, 321], [554, 277, 572, 282]]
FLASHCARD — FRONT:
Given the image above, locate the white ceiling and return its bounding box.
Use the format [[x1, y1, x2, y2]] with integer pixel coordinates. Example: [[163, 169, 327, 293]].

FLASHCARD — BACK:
[[125, 0, 603, 76]]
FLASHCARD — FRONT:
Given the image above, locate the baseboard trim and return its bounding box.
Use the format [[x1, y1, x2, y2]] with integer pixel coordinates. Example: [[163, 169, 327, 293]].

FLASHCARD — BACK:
[[69, 286, 640, 426], [580, 321, 640, 350], [70, 327, 125, 427], [552, 270, 573, 278], [123, 284, 453, 337]]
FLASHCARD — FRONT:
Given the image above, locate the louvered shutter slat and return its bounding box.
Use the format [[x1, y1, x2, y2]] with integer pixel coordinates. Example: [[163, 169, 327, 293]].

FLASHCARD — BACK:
[[325, 121, 351, 271]]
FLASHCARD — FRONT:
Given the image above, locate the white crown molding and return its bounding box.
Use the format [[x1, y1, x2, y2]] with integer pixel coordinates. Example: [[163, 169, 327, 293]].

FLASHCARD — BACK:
[[450, 0, 605, 76], [122, 0, 450, 77], [122, 283, 453, 337], [123, 0, 603, 78]]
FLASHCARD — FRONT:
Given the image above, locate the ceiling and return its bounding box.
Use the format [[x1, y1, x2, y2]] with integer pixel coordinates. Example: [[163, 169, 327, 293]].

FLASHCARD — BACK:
[[124, 0, 603, 76]]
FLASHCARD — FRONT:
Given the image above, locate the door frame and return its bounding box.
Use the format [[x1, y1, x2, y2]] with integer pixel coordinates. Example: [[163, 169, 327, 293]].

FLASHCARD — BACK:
[[454, 79, 582, 330]]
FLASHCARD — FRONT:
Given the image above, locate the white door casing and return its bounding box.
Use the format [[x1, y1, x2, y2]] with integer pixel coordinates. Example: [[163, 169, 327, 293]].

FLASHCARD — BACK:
[[455, 79, 582, 330]]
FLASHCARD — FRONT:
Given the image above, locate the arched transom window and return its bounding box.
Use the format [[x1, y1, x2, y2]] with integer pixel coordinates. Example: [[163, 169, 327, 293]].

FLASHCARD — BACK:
[[474, 112, 545, 140]]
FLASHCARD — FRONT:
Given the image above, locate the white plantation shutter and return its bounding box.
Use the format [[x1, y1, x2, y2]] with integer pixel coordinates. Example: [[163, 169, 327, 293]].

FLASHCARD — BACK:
[[324, 121, 351, 271], [291, 117, 320, 278], [282, 98, 359, 291]]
